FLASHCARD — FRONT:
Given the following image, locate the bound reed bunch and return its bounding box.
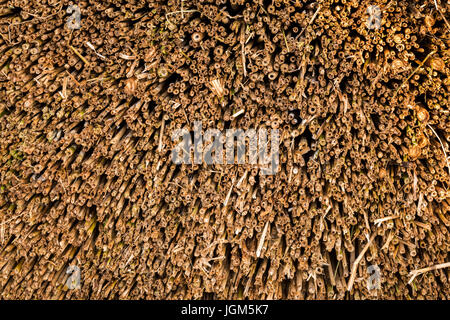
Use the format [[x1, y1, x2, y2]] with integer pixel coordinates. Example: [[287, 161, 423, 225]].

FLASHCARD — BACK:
[[0, 0, 449, 299]]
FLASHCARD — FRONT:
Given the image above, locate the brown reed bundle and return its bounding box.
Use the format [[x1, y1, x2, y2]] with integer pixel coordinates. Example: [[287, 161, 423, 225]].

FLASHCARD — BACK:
[[0, 0, 449, 300]]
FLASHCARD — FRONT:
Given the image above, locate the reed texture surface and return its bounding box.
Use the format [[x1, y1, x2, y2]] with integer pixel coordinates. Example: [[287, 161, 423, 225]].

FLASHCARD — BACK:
[[0, 0, 449, 299]]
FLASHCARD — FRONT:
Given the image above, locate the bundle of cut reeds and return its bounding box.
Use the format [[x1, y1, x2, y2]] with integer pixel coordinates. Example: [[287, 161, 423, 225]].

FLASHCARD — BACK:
[[0, 0, 449, 299]]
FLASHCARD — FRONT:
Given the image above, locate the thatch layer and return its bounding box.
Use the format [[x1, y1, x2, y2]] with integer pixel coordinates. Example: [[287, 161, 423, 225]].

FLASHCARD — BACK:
[[0, 0, 449, 299]]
